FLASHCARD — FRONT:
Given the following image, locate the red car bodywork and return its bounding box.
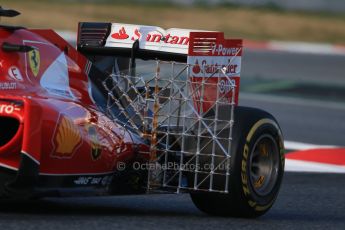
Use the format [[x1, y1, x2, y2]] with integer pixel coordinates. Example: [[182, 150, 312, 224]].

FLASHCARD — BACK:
[[0, 7, 285, 218], [0, 27, 143, 197]]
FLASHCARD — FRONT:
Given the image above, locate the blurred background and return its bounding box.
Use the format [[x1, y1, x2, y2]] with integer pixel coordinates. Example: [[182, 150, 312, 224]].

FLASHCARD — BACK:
[[2, 0, 345, 148], [3, 0, 345, 43]]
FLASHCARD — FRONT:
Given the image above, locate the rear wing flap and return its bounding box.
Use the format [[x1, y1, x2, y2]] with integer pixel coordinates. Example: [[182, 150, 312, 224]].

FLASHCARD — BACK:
[[78, 22, 214, 62]]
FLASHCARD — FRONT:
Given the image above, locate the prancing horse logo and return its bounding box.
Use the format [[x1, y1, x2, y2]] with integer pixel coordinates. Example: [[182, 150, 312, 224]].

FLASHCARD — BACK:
[[29, 49, 40, 77], [86, 125, 102, 161]]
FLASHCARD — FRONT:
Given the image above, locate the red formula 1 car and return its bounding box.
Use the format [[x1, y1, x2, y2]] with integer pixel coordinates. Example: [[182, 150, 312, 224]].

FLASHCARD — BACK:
[[0, 7, 284, 217]]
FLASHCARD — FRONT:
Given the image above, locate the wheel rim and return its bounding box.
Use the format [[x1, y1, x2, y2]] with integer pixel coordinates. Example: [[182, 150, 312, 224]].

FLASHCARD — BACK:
[[249, 134, 280, 196]]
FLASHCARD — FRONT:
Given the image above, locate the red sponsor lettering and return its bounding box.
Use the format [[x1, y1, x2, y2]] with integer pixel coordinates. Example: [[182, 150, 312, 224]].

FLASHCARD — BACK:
[[113, 27, 189, 45], [131, 28, 141, 41], [192, 60, 201, 74]]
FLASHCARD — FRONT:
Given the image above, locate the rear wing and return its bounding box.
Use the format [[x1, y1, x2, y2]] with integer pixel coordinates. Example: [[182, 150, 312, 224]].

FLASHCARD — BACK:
[[78, 22, 243, 105], [78, 22, 240, 62], [78, 22, 199, 62], [79, 23, 244, 193]]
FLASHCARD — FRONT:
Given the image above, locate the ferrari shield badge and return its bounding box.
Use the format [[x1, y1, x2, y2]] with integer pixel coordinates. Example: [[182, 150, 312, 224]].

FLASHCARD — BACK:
[[28, 49, 40, 77], [86, 124, 102, 161]]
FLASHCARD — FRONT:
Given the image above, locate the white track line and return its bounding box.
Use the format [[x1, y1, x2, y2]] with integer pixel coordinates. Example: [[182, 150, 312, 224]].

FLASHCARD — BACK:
[[270, 41, 345, 56], [284, 140, 338, 151], [285, 159, 345, 174]]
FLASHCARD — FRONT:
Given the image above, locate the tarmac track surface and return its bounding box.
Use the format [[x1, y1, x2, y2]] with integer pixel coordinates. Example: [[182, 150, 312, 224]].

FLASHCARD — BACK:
[[242, 49, 345, 86], [241, 49, 345, 146], [240, 93, 345, 146], [0, 172, 344, 230]]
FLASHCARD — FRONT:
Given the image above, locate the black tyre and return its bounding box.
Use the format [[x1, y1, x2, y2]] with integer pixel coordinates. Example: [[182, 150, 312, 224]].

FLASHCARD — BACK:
[[190, 106, 285, 218]]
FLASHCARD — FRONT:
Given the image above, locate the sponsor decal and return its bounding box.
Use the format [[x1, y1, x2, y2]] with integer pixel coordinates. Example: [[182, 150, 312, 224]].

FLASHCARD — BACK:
[[111, 27, 129, 40], [187, 32, 242, 112], [74, 175, 111, 186], [85, 124, 102, 161], [8, 66, 23, 81], [0, 82, 16, 90], [24, 41, 65, 86], [0, 104, 21, 114], [110, 26, 189, 45], [106, 24, 196, 54], [192, 60, 201, 74], [52, 116, 82, 159], [211, 44, 241, 56], [28, 49, 40, 77], [191, 58, 239, 76], [130, 29, 189, 45], [218, 79, 236, 94]]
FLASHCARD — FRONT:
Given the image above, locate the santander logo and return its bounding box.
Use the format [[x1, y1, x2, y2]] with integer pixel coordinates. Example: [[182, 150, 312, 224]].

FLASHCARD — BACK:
[[192, 60, 201, 74], [111, 26, 189, 45], [111, 27, 129, 40], [192, 58, 239, 75]]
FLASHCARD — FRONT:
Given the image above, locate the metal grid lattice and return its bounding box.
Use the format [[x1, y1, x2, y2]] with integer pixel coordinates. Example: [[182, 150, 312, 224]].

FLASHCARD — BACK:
[[103, 60, 237, 194]]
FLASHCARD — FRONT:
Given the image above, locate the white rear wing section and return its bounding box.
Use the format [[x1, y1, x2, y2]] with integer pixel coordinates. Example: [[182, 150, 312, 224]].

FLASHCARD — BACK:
[[105, 23, 195, 54], [78, 22, 242, 64]]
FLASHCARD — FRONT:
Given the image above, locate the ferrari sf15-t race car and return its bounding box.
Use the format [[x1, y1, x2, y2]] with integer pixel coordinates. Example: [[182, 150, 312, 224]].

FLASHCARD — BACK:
[[0, 7, 284, 218]]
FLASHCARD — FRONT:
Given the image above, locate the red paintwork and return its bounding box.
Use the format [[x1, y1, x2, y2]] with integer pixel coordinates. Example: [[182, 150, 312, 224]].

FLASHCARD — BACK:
[[0, 28, 139, 175], [286, 148, 345, 166]]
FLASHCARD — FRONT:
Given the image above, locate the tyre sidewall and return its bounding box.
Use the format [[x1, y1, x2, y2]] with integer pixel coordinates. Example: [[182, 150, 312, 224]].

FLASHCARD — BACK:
[[230, 116, 285, 215]]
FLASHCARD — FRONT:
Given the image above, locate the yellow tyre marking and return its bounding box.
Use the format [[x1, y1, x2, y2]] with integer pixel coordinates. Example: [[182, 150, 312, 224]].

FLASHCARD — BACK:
[[246, 118, 281, 142], [241, 118, 284, 212]]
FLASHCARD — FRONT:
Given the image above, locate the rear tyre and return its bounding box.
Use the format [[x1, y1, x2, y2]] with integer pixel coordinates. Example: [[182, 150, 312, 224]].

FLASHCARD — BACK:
[[190, 106, 285, 218]]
